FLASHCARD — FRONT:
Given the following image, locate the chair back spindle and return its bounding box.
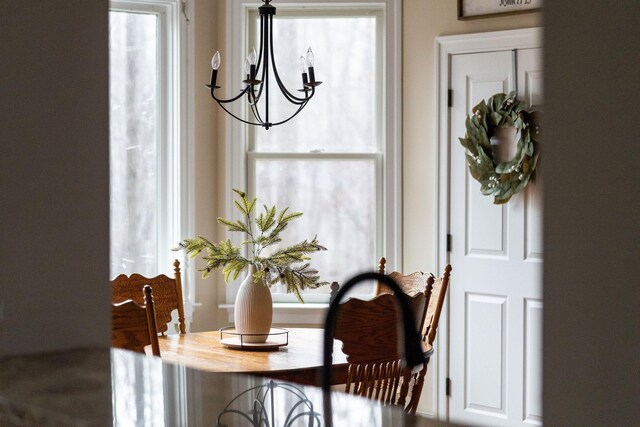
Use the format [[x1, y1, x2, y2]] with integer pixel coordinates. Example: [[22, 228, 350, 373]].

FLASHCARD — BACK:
[[112, 285, 161, 356]]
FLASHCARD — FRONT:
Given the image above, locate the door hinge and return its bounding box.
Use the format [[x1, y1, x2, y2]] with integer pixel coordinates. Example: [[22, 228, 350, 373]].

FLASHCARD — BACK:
[[446, 234, 452, 252], [446, 377, 451, 397], [448, 89, 453, 107]]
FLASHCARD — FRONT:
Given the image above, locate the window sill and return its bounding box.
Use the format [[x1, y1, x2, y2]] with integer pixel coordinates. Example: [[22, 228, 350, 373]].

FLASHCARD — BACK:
[[219, 303, 329, 326]]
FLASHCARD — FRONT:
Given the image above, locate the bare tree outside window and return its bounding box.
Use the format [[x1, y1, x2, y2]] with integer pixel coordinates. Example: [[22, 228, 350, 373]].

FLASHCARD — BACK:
[[109, 11, 158, 278], [250, 11, 382, 296]]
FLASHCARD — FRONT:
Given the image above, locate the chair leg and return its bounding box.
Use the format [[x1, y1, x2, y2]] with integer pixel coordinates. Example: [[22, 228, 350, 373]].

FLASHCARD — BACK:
[[406, 357, 430, 414]]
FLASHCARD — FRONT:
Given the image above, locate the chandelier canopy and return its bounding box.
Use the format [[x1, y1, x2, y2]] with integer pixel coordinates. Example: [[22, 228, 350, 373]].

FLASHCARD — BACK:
[[207, 0, 322, 130]]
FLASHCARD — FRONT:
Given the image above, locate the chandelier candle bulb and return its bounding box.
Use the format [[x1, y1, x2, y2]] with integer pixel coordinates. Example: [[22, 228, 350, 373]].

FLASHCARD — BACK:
[[211, 51, 221, 70], [209, 51, 221, 88], [306, 47, 316, 83], [306, 47, 315, 67]]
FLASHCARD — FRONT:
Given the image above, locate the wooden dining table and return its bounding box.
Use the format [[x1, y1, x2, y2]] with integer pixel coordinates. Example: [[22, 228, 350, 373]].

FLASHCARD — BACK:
[[1, 348, 449, 426], [149, 327, 349, 386]]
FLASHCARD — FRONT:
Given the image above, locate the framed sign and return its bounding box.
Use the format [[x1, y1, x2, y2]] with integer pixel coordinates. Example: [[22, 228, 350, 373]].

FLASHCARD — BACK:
[[458, 0, 542, 20]]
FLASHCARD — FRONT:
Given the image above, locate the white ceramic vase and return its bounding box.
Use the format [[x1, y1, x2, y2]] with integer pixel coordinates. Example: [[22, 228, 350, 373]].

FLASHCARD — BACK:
[[234, 264, 273, 343]]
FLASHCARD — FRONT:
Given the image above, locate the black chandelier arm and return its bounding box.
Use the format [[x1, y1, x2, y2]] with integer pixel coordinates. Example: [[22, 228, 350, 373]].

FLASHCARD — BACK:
[[251, 12, 309, 107], [247, 94, 313, 129], [210, 85, 251, 104], [211, 86, 313, 129], [254, 12, 265, 72], [206, 0, 320, 129], [265, 96, 313, 127], [247, 87, 259, 106], [215, 98, 267, 127], [268, 26, 312, 104], [249, 102, 267, 125], [249, 80, 265, 106]]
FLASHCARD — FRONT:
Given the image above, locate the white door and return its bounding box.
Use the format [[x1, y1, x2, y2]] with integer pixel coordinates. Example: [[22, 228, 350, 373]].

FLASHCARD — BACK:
[[448, 47, 543, 426]]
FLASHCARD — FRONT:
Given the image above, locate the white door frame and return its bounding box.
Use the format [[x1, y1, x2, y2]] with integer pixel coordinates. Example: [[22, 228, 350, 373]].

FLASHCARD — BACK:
[[434, 27, 542, 419]]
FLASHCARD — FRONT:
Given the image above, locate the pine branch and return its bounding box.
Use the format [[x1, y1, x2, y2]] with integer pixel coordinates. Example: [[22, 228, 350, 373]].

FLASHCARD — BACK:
[[217, 217, 249, 234], [268, 236, 327, 266], [275, 264, 329, 303], [256, 204, 277, 233], [174, 190, 329, 302]]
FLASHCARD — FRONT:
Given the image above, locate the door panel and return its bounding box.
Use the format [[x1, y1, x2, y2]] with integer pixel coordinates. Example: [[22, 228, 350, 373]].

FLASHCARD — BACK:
[[467, 182, 508, 257], [466, 293, 507, 415], [524, 298, 543, 424], [449, 48, 543, 426], [525, 180, 543, 261]]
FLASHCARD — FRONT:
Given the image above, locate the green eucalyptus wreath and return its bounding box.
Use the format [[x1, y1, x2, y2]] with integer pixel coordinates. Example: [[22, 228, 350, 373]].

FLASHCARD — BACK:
[[459, 91, 541, 204]]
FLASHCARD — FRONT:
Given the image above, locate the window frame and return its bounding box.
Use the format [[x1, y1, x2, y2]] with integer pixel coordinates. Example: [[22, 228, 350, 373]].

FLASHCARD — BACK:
[[109, 0, 194, 326], [224, 0, 401, 309]]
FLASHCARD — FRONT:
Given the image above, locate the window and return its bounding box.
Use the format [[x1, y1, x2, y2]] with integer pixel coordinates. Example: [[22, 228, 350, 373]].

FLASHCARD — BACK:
[[226, 1, 401, 303], [109, 0, 192, 310]]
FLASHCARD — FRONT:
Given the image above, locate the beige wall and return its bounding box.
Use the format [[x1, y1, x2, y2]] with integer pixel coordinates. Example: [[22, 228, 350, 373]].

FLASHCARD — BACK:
[[402, 0, 541, 274], [190, 0, 229, 331]]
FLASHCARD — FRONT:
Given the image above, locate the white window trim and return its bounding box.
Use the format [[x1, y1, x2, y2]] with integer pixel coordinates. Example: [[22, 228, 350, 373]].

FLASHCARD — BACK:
[[223, 0, 401, 322], [109, 0, 195, 327], [109, 3, 193, 424]]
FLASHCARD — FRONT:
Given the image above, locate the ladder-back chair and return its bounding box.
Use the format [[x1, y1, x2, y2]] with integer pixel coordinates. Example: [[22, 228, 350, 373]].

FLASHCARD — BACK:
[[111, 259, 186, 335], [333, 292, 427, 410], [375, 257, 452, 413], [112, 285, 161, 356]]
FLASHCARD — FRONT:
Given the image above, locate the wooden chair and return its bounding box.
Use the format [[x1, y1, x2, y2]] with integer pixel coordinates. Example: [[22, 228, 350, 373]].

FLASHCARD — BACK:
[[112, 285, 161, 356], [406, 263, 452, 414], [111, 259, 186, 335], [375, 257, 452, 413], [333, 292, 427, 410], [375, 257, 434, 333]]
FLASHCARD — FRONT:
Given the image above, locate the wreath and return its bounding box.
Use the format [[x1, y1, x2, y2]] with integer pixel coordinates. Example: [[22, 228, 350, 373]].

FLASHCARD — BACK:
[[459, 91, 541, 204]]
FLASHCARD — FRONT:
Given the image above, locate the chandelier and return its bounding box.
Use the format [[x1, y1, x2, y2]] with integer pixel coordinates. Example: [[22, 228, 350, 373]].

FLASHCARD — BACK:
[[207, 0, 322, 130]]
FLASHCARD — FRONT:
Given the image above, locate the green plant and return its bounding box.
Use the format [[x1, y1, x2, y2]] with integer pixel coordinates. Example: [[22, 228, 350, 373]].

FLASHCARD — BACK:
[[175, 189, 328, 302]]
